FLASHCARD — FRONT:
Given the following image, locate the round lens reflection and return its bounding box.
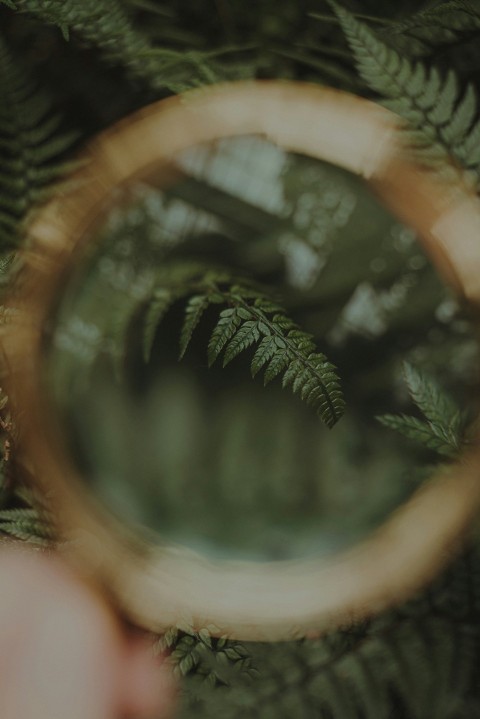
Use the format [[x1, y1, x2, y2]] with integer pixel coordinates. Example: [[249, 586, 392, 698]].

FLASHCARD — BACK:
[[45, 135, 473, 561]]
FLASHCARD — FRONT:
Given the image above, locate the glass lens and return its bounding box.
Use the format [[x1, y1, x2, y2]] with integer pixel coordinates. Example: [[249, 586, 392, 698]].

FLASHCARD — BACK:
[[44, 135, 478, 561]]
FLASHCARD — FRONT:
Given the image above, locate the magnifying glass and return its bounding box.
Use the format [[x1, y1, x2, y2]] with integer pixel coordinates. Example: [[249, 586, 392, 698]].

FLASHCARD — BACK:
[[6, 81, 480, 641]]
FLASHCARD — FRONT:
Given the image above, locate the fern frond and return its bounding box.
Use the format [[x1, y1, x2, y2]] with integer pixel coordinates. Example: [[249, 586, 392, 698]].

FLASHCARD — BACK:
[[10, 0, 155, 81], [7, 1, 253, 92], [200, 286, 344, 428], [0, 34, 76, 249], [330, 2, 480, 182], [377, 363, 464, 457], [140, 268, 345, 428], [402, 362, 463, 438], [385, 0, 480, 58]]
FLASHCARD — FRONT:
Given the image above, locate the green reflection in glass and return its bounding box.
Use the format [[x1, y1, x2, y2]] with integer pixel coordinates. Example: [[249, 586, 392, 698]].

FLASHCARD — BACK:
[[44, 135, 475, 561]]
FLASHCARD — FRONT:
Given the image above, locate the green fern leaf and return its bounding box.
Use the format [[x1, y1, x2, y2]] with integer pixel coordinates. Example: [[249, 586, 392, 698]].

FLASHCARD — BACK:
[[263, 350, 291, 385], [179, 294, 210, 360], [282, 358, 304, 390], [427, 70, 458, 127], [222, 320, 261, 367], [272, 313, 296, 334], [143, 288, 176, 362], [441, 83, 476, 143], [13, 0, 157, 84], [402, 363, 460, 433], [207, 288, 344, 427], [454, 104, 480, 168], [377, 413, 457, 457], [385, 0, 480, 58], [330, 1, 480, 180], [250, 336, 278, 378], [141, 272, 345, 428], [10, 1, 253, 92], [207, 307, 242, 367], [0, 34, 77, 250]]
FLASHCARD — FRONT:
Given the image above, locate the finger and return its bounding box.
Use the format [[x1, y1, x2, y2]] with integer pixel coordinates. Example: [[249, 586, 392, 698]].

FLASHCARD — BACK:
[[0, 549, 126, 719], [120, 635, 176, 719]]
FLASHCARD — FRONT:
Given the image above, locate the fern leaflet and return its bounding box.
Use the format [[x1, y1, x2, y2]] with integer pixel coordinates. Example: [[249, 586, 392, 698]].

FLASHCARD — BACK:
[[377, 413, 458, 457], [179, 294, 211, 360]]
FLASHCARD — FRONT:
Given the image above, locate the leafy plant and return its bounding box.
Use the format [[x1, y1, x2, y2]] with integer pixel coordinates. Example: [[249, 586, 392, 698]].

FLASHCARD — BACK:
[[166, 551, 480, 718], [141, 268, 345, 428], [377, 362, 467, 458], [384, 0, 480, 58], [329, 0, 480, 183], [1, 1, 480, 717], [2, 0, 254, 93], [0, 33, 77, 251], [157, 628, 258, 688]]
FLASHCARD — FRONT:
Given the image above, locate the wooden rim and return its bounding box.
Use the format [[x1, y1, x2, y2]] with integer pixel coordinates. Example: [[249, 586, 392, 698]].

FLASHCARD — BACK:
[[6, 80, 480, 641]]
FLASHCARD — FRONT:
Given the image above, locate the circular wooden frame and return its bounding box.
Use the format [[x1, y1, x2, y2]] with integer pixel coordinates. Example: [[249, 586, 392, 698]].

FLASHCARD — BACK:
[[6, 81, 480, 641]]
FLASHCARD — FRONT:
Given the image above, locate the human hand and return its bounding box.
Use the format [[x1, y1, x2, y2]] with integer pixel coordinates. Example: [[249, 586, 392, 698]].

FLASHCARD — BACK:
[[0, 548, 175, 719]]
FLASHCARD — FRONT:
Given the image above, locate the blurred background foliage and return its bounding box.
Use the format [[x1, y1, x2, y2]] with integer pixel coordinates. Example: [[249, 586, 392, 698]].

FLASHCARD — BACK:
[[2, 0, 480, 717]]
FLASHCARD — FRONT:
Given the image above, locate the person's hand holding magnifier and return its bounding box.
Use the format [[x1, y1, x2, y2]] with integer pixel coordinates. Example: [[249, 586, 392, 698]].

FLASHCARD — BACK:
[[0, 548, 175, 719]]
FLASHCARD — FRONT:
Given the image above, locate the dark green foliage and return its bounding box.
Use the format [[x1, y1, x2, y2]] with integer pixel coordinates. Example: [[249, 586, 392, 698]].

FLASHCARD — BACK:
[[3, 0, 254, 93], [6, 0, 155, 78], [161, 545, 480, 718], [330, 1, 480, 183], [1, 1, 480, 717], [384, 1, 480, 58], [377, 363, 466, 458], [0, 34, 77, 250], [157, 628, 258, 687], [208, 292, 345, 428]]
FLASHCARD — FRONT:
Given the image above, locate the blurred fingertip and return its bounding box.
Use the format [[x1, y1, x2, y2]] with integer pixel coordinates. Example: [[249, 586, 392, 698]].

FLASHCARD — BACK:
[[122, 635, 177, 718]]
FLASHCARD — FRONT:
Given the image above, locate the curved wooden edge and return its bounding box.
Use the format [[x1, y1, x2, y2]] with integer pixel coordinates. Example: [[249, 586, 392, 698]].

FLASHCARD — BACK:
[[5, 80, 480, 641], [102, 450, 480, 641]]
